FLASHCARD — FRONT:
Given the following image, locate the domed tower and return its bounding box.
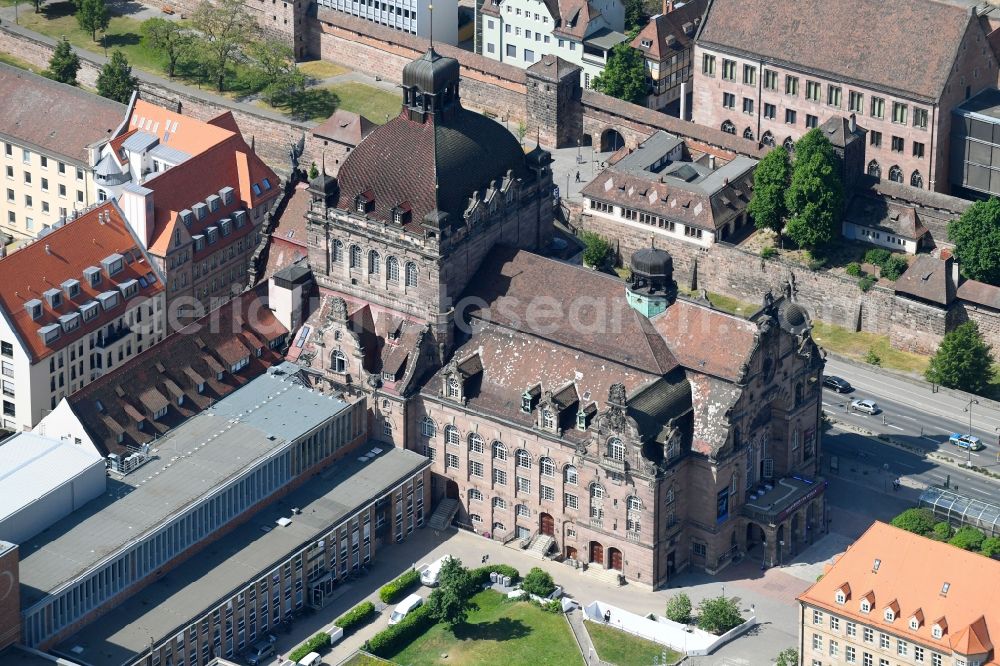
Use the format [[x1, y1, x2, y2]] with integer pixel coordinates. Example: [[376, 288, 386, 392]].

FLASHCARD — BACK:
[[626, 244, 678, 318]]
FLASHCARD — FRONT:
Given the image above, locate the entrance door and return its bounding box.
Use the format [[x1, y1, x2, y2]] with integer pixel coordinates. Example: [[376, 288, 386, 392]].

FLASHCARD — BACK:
[[608, 547, 623, 571], [589, 541, 604, 566], [566, 546, 578, 559], [446, 480, 459, 499], [540, 513, 554, 536]]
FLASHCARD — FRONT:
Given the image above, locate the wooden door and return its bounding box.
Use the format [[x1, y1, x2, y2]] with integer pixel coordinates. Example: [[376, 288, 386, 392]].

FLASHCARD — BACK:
[[540, 513, 554, 536]]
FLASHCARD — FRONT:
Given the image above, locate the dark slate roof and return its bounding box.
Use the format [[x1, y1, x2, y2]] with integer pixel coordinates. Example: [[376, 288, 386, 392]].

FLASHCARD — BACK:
[[313, 109, 375, 147], [334, 104, 531, 224], [957, 279, 1000, 310], [626, 369, 692, 443], [697, 0, 975, 100], [527, 55, 581, 82], [844, 193, 928, 241], [819, 115, 867, 149], [463, 246, 679, 375], [894, 254, 956, 305]]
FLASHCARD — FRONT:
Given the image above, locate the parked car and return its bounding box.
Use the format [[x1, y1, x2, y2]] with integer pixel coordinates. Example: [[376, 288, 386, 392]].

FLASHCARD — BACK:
[[949, 433, 985, 451], [850, 399, 880, 415], [389, 593, 424, 625], [244, 639, 276, 666], [822, 375, 853, 393]]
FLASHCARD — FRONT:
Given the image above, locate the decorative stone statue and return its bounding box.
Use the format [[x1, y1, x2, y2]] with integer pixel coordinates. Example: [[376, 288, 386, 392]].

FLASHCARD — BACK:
[[329, 297, 348, 323]]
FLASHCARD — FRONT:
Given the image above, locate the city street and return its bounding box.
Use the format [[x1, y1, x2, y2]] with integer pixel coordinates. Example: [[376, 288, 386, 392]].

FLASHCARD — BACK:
[[822, 357, 1000, 469]]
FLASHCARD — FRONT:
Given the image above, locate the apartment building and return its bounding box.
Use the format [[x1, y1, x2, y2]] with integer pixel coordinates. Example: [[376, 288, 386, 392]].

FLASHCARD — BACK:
[[798, 521, 999, 666], [630, 0, 705, 112], [480, 0, 627, 88], [95, 98, 281, 313], [0, 63, 125, 244], [0, 201, 166, 431], [315, 0, 458, 44], [693, 0, 999, 192]]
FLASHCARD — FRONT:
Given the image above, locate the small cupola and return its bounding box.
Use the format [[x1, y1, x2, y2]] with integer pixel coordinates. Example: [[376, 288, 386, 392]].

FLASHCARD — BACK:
[[626, 243, 677, 318], [401, 48, 462, 121]]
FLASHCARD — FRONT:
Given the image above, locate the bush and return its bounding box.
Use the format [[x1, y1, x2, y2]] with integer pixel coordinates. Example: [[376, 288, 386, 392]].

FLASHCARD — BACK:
[[864, 248, 891, 267], [950, 526, 985, 551], [289, 632, 332, 662], [776, 648, 799, 666], [380, 568, 420, 604], [806, 254, 827, 271], [981, 536, 1000, 558], [760, 246, 778, 259], [864, 347, 881, 366], [521, 567, 556, 598], [881, 254, 909, 281], [365, 603, 436, 657], [932, 521, 954, 541], [470, 563, 519, 586], [845, 262, 863, 277], [696, 595, 744, 635], [581, 231, 610, 268], [334, 601, 376, 631], [891, 508, 936, 536], [665, 592, 693, 624], [543, 599, 563, 613], [858, 275, 876, 292]]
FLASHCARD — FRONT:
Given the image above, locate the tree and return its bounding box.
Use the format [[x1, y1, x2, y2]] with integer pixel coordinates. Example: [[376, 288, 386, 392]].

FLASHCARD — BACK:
[[949, 526, 986, 551], [925, 321, 993, 394], [141, 18, 194, 78], [748, 146, 790, 237], [932, 521, 953, 541], [665, 593, 692, 624], [592, 41, 647, 105], [97, 50, 138, 103], [46, 38, 81, 85], [309, 162, 319, 180], [77, 0, 110, 42], [191, 0, 260, 92], [521, 567, 556, 598], [891, 508, 935, 536], [245, 39, 306, 105], [624, 0, 648, 32], [949, 196, 1000, 286], [775, 648, 799, 666], [696, 595, 744, 635], [784, 130, 844, 251], [581, 231, 610, 268], [981, 536, 1000, 558], [426, 558, 478, 628]]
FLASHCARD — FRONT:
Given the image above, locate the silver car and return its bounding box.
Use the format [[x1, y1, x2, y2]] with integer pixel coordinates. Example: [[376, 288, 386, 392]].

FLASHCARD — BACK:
[[850, 399, 880, 415]]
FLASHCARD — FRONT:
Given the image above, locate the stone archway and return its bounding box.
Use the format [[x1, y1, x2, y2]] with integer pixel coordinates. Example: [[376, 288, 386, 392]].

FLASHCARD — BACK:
[[566, 545, 578, 560], [540, 512, 554, 536], [608, 547, 623, 571], [589, 541, 604, 566], [600, 129, 625, 153]]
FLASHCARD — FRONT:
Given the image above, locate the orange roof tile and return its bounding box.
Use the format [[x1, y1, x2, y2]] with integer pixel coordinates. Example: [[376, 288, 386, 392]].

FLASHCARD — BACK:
[[799, 521, 1000, 655], [0, 202, 164, 363], [127, 99, 231, 157]]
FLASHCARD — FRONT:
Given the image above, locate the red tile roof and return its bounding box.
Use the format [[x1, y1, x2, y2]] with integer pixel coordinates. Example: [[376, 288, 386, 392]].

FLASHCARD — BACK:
[[652, 298, 758, 380], [631, 0, 706, 62], [313, 109, 376, 146], [0, 202, 164, 363]]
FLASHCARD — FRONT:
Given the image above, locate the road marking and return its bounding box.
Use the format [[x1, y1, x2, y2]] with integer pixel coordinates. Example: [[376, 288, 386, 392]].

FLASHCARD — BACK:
[[887, 424, 904, 431], [896, 415, 918, 422], [921, 436, 939, 443], [822, 402, 832, 407]]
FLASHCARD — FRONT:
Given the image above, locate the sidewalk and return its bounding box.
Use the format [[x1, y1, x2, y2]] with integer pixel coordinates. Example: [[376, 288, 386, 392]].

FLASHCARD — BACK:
[[566, 608, 612, 666]]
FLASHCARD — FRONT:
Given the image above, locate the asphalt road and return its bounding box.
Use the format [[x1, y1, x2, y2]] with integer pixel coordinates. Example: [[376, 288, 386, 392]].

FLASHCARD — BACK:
[[822, 357, 1000, 470]]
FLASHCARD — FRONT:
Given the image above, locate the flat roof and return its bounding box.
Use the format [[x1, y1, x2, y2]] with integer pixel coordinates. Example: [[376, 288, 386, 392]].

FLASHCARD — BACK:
[[955, 87, 1000, 122], [0, 645, 81, 666], [584, 27, 628, 51], [19, 365, 348, 607], [741, 476, 826, 524], [0, 432, 103, 525], [58, 447, 430, 666]]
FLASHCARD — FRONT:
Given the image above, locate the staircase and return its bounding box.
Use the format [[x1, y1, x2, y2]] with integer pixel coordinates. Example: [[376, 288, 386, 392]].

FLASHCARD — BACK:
[[583, 564, 625, 586], [527, 534, 555, 559], [428, 498, 459, 531]]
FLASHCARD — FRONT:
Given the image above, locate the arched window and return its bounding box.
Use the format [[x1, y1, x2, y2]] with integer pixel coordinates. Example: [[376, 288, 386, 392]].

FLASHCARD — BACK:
[[721, 120, 736, 134], [541, 409, 554, 429], [608, 437, 625, 462], [539, 457, 555, 477], [867, 160, 881, 178], [516, 449, 532, 470], [468, 433, 484, 453], [626, 495, 642, 532], [447, 377, 460, 398], [387, 256, 400, 282], [493, 521, 505, 532], [468, 488, 483, 502], [743, 127, 754, 140], [332, 349, 346, 373], [444, 425, 459, 445], [516, 504, 530, 518], [405, 262, 418, 287], [349, 244, 361, 268], [368, 250, 381, 274], [910, 170, 923, 188], [589, 483, 605, 520], [783, 137, 795, 153], [564, 465, 578, 485], [492, 440, 507, 460], [627, 496, 642, 511], [420, 416, 436, 437], [332, 239, 344, 263], [888, 165, 903, 183], [761, 131, 775, 147], [493, 496, 506, 509]]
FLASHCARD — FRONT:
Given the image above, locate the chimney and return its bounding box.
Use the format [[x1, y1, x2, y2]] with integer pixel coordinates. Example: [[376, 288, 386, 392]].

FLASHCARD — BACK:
[[45, 244, 51, 255], [663, 0, 674, 12], [951, 255, 960, 289], [680, 81, 688, 121], [849, 113, 857, 134], [708, 154, 716, 169]]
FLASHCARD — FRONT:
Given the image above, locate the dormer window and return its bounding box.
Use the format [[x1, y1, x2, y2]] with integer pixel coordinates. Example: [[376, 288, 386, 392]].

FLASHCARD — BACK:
[[193, 202, 207, 220], [861, 601, 871, 613], [521, 392, 532, 412], [25, 299, 42, 320], [932, 625, 943, 639], [641, 39, 652, 47], [541, 409, 554, 429], [835, 592, 845, 604], [62, 279, 80, 300], [219, 187, 234, 206], [180, 209, 193, 227], [447, 377, 460, 398], [909, 618, 919, 630], [262, 177, 272, 191], [84, 266, 102, 288], [44, 288, 62, 309], [884, 609, 895, 622], [576, 410, 587, 431], [206, 194, 220, 212]]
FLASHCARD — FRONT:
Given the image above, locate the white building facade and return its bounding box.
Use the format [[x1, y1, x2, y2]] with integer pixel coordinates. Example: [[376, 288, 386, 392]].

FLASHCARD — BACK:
[[316, 0, 458, 44]]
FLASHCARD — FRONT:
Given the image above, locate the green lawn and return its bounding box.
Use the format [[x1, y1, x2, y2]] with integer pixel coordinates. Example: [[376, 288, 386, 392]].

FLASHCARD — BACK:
[[679, 288, 756, 317], [387, 590, 584, 666], [327, 81, 401, 124], [298, 59, 349, 80], [339, 652, 395, 666], [811, 320, 930, 376], [586, 622, 682, 666]]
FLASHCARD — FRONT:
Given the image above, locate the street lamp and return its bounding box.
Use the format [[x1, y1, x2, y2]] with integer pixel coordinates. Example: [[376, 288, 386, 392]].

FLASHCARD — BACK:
[[964, 399, 980, 467]]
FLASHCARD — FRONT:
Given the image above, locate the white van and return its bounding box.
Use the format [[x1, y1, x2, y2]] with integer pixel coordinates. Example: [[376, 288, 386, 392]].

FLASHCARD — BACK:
[[419, 555, 453, 587], [389, 593, 424, 625], [298, 653, 322, 666]]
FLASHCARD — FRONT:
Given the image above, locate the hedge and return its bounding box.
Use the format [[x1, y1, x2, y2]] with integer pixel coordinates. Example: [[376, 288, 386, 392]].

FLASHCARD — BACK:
[[334, 601, 376, 632], [379, 568, 420, 604], [289, 632, 332, 662], [364, 602, 436, 657], [470, 563, 519, 586]]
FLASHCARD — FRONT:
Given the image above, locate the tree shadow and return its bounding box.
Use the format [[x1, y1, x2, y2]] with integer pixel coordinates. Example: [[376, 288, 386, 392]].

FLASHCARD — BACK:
[[41, 1, 75, 19], [104, 32, 140, 47], [283, 88, 340, 121], [452, 617, 531, 642]]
